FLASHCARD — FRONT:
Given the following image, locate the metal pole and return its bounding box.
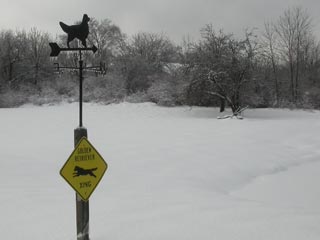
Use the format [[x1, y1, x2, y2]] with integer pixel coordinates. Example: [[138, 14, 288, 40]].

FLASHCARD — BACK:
[[79, 50, 83, 127], [74, 127, 89, 240]]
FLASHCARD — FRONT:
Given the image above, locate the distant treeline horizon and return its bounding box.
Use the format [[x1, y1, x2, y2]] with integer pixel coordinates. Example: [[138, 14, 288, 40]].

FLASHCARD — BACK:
[[1, 5, 320, 111]]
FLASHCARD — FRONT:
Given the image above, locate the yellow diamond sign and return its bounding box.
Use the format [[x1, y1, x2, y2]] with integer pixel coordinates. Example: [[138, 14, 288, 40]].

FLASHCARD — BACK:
[[60, 137, 108, 201]]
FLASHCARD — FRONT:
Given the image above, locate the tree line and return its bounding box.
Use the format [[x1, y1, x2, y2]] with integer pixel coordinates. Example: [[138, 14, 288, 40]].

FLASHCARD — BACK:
[[0, 6, 320, 110]]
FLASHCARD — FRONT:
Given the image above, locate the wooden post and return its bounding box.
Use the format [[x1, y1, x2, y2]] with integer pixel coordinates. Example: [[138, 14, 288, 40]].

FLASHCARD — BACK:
[[74, 127, 89, 240]]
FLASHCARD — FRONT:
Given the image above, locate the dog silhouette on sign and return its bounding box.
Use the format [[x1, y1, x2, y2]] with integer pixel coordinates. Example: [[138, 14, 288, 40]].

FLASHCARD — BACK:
[[73, 166, 97, 178], [59, 14, 90, 48]]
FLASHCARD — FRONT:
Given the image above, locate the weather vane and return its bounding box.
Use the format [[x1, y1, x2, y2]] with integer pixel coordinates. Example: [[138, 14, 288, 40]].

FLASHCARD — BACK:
[[49, 14, 97, 56], [59, 14, 90, 48], [49, 14, 97, 128]]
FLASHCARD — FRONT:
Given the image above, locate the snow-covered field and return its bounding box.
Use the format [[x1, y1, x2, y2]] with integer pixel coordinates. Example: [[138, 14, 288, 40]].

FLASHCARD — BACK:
[[1, 102, 320, 240]]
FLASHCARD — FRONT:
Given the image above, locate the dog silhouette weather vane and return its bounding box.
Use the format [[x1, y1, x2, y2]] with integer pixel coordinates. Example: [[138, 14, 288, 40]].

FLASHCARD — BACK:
[[60, 14, 90, 48], [49, 14, 98, 127], [49, 14, 97, 57]]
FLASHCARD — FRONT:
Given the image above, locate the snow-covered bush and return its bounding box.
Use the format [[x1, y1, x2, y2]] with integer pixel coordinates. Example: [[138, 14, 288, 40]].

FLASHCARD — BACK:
[[124, 91, 150, 103], [300, 88, 320, 109], [147, 76, 176, 106], [0, 90, 28, 107], [83, 74, 126, 103]]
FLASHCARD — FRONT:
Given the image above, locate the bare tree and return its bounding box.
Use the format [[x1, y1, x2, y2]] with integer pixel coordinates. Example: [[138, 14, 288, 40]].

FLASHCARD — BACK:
[[275, 6, 312, 103], [261, 21, 280, 104], [120, 32, 177, 93], [27, 28, 51, 85], [88, 18, 125, 69], [186, 25, 257, 114], [0, 30, 25, 84]]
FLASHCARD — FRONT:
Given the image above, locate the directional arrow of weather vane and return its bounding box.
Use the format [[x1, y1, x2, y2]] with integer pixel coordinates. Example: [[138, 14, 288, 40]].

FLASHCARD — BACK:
[[49, 42, 98, 57]]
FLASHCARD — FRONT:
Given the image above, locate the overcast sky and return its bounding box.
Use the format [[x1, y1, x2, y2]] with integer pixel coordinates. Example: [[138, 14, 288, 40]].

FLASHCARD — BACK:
[[0, 0, 320, 43]]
